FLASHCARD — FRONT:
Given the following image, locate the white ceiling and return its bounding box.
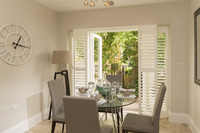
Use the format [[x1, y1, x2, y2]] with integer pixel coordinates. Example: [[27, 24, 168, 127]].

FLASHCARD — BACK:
[[33, 0, 186, 13]]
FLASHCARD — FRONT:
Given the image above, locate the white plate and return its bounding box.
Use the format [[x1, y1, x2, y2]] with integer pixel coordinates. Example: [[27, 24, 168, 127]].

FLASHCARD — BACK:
[[76, 92, 88, 96], [97, 99, 106, 105], [117, 94, 136, 99]]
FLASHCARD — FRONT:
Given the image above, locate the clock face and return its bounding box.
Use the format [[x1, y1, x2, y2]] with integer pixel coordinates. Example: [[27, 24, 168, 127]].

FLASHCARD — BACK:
[[0, 24, 32, 65]]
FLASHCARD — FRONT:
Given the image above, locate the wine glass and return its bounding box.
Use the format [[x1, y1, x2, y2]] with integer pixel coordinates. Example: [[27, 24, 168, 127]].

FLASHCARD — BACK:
[[112, 81, 118, 88], [118, 82, 122, 88], [110, 87, 116, 102], [117, 82, 122, 94], [103, 83, 110, 101], [112, 81, 118, 94], [88, 82, 95, 97]]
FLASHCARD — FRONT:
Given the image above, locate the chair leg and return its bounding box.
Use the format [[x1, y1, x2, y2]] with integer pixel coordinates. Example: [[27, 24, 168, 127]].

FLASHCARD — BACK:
[[48, 101, 52, 120], [117, 111, 120, 133], [62, 123, 64, 133], [122, 131, 128, 133], [51, 121, 56, 133], [105, 112, 107, 120], [121, 107, 123, 122]]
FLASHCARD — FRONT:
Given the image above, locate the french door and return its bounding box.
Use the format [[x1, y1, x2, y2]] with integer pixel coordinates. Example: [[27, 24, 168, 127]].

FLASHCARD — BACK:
[[71, 26, 168, 118], [88, 33, 102, 82], [72, 29, 102, 95]]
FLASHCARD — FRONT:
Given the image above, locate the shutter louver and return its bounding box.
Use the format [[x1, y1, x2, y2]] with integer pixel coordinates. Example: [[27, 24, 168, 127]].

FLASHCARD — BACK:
[[138, 25, 157, 116], [157, 27, 168, 117], [139, 26, 168, 118], [72, 29, 88, 95]]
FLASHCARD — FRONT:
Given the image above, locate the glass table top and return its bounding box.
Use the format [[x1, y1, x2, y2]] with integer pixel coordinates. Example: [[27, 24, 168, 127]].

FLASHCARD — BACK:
[[97, 95, 136, 109], [74, 91, 136, 109], [56, 93, 136, 115]]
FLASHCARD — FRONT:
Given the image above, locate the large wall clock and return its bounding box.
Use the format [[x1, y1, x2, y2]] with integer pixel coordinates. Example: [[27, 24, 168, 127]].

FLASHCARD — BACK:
[[0, 23, 32, 65]]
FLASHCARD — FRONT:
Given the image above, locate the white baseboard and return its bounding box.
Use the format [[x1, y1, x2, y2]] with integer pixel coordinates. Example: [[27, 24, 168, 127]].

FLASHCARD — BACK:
[[2, 111, 200, 133], [188, 116, 200, 133], [2, 109, 48, 133], [169, 112, 189, 124], [169, 112, 200, 133]]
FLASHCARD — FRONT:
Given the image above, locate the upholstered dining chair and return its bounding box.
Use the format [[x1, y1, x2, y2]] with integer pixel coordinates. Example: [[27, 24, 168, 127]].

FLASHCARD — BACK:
[[106, 75, 123, 85], [48, 79, 66, 133], [63, 96, 113, 133], [122, 83, 166, 133]]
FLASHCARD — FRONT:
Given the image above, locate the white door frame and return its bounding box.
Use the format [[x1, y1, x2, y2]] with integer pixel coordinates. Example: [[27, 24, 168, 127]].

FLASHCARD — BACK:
[[88, 33, 103, 82]]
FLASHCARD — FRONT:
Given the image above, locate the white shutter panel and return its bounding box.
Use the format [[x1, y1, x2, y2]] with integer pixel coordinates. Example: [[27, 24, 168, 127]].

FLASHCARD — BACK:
[[72, 29, 88, 95], [138, 25, 158, 116], [157, 27, 168, 118]]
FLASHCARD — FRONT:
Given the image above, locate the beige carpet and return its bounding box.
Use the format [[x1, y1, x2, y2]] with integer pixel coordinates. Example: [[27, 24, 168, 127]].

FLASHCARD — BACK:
[[25, 113, 192, 133]]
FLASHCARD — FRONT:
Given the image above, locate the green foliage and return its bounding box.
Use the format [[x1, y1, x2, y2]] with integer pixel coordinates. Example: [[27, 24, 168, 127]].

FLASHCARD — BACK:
[[124, 66, 138, 96], [111, 63, 121, 75], [96, 31, 139, 96], [94, 38, 99, 62], [96, 32, 120, 65], [114, 31, 138, 66], [97, 31, 138, 67]]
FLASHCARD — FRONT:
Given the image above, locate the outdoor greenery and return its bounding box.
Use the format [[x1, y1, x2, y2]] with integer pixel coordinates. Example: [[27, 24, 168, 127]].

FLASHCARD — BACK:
[[95, 31, 139, 96], [95, 31, 138, 66]]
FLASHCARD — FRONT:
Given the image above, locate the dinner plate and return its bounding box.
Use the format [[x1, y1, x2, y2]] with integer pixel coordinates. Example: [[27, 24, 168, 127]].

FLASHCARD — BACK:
[[76, 92, 88, 97], [117, 94, 136, 99], [97, 99, 106, 105]]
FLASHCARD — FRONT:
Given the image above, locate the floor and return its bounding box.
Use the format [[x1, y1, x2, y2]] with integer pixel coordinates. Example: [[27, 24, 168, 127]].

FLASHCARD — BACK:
[[25, 113, 192, 133], [123, 99, 139, 112]]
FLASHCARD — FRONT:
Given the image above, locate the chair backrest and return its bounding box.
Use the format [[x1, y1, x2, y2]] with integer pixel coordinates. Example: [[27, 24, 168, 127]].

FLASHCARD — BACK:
[[152, 83, 166, 128], [106, 75, 122, 83], [63, 96, 101, 133], [48, 79, 65, 118]]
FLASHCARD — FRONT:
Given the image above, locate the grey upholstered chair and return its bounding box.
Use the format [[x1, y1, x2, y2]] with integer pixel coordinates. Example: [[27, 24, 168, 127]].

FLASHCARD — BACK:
[[106, 75, 123, 84], [63, 96, 113, 133], [122, 83, 166, 133], [48, 79, 66, 133]]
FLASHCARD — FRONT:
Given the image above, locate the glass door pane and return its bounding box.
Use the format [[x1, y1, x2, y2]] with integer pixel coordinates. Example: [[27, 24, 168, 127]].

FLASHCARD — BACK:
[[93, 34, 102, 82]]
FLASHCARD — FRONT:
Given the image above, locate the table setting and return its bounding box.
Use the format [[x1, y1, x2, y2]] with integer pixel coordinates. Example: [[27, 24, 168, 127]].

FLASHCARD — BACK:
[[75, 79, 137, 106], [70, 79, 137, 133]]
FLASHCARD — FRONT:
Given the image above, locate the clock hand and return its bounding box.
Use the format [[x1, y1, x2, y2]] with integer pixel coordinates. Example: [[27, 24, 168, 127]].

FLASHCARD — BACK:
[[17, 36, 22, 44], [13, 36, 22, 49], [17, 44, 30, 49], [13, 42, 18, 49], [13, 42, 30, 49]]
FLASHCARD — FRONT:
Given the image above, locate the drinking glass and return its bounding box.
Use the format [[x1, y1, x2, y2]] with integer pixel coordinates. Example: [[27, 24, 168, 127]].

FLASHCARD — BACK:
[[88, 82, 95, 97], [103, 83, 110, 101], [117, 82, 122, 94], [112, 81, 119, 94], [112, 81, 118, 88], [110, 87, 116, 101]]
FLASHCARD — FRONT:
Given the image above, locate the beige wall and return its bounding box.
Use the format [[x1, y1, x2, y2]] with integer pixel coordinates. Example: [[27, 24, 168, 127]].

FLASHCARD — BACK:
[[1, 0, 199, 132], [58, 2, 190, 114], [189, 0, 200, 131], [0, 0, 59, 132]]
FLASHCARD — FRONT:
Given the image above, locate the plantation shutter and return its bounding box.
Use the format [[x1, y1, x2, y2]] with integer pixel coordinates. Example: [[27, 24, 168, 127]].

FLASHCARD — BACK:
[[72, 29, 88, 95], [157, 27, 168, 118], [138, 25, 158, 116]]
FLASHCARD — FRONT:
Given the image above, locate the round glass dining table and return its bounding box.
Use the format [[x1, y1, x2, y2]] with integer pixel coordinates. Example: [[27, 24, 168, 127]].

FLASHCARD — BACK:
[[58, 92, 136, 133], [74, 92, 136, 133], [97, 95, 136, 108]]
